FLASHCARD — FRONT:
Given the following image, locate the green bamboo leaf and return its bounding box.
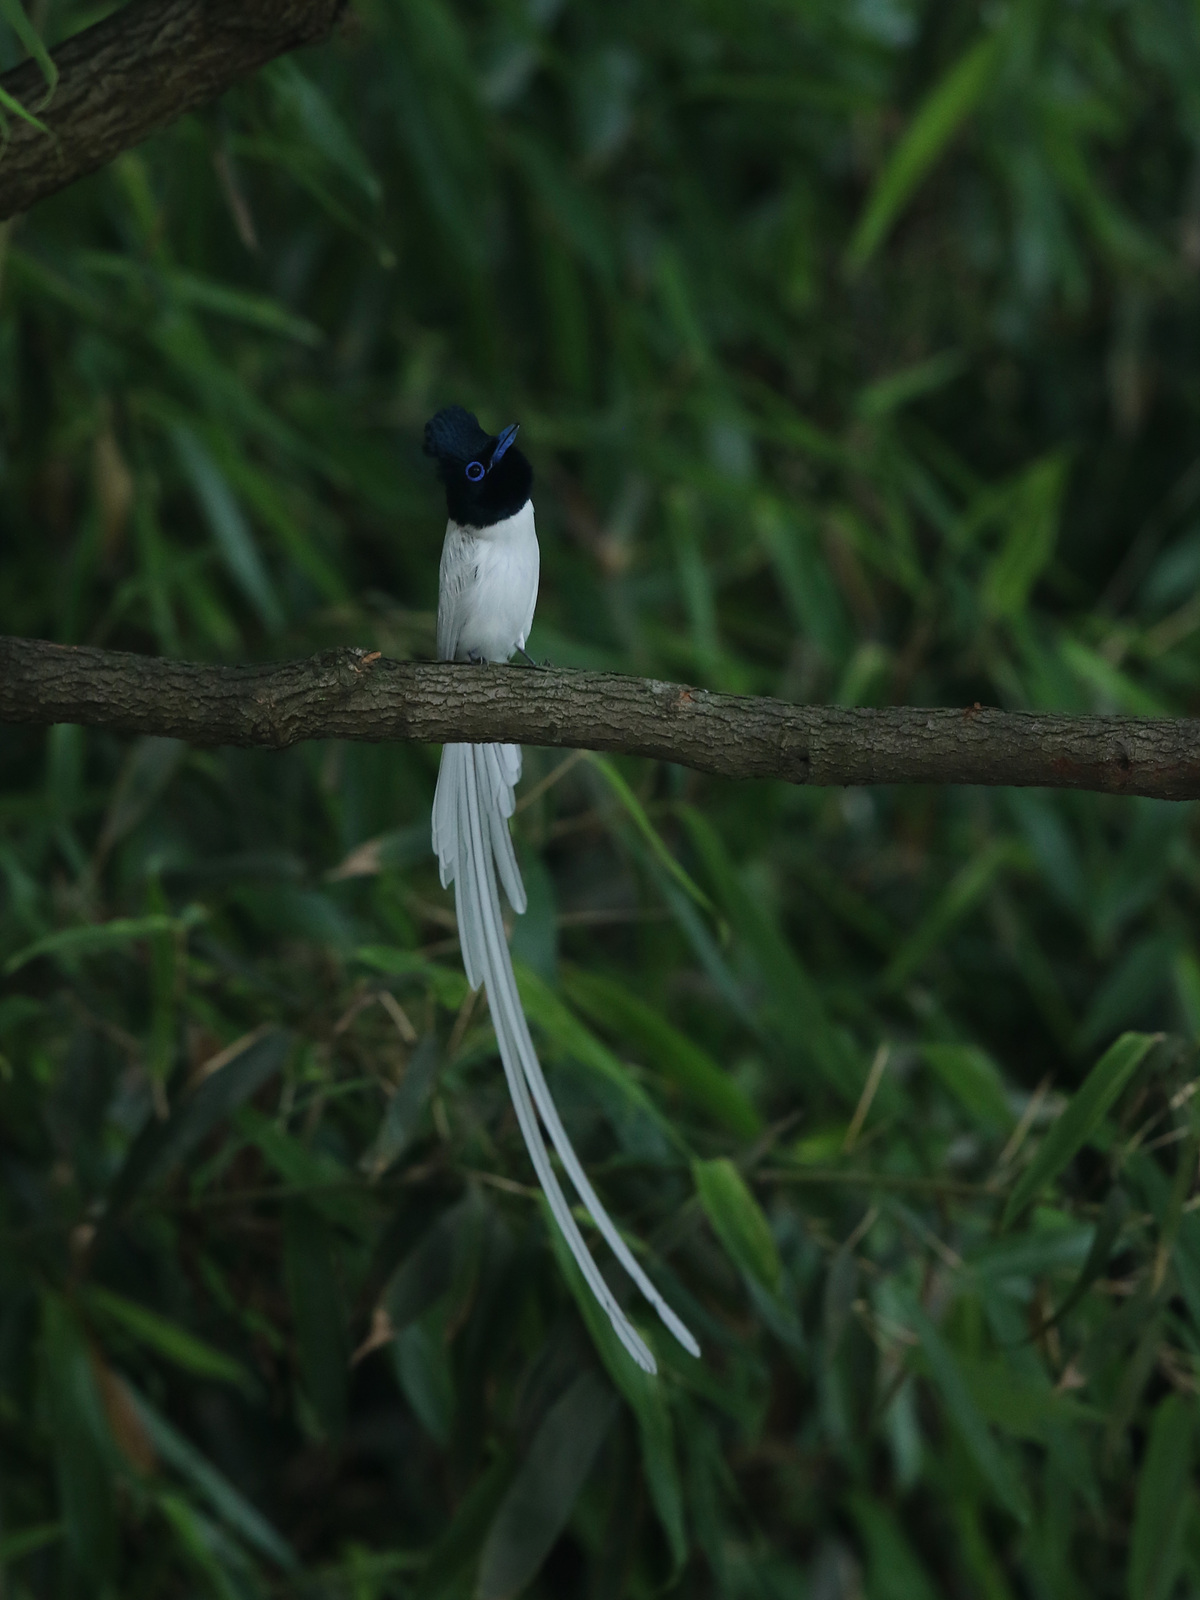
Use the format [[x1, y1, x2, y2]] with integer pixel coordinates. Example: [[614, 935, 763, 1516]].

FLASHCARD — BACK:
[[1128, 1395, 1193, 1600], [585, 754, 714, 916], [982, 454, 1067, 619], [953, 1354, 1100, 1440], [923, 1043, 1012, 1131], [850, 1497, 940, 1600], [171, 424, 284, 633], [82, 252, 325, 346], [237, 1105, 361, 1225], [678, 805, 860, 1095], [885, 839, 1022, 992], [128, 1389, 298, 1569], [283, 1201, 349, 1438], [669, 487, 721, 676], [157, 1492, 258, 1594], [823, 1243, 858, 1359], [150, 326, 307, 459], [167, 269, 324, 345], [906, 1298, 1029, 1524], [508, 843, 558, 981], [384, 1205, 461, 1331], [754, 495, 853, 658], [856, 350, 965, 419], [0, 1523, 63, 1564], [360, 1032, 440, 1177], [355, 945, 471, 1009], [95, 737, 187, 858], [233, 132, 395, 261], [106, 1028, 292, 1213], [967, 1225, 1094, 1284], [264, 57, 382, 203], [507, 126, 618, 283], [86, 1286, 250, 1388], [563, 968, 762, 1138], [1002, 1033, 1158, 1227], [1074, 937, 1177, 1055], [413, 1456, 512, 1600], [1172, 948, 1200, 1041], [214, 441, 346, 602], [4, 911, 195, 975], [1026, 1186, 1131, 1340], [693, 1157, 781, 1292], [515, 963, 687, 1154], [0, 84, 48, 142], [393, 1317, 455, 1446], [478, 1372, 617, 1600], [38, 1295, 118, 1577], [0, 993, 43, 1033], [545, 1209, 687, 1575], [1059, 637, 1170, 717], [1169, 1208, 1200, 1360], [846, 33, 999, 272], [0, 0, 57, 103], [145, 882, 177, 1090]]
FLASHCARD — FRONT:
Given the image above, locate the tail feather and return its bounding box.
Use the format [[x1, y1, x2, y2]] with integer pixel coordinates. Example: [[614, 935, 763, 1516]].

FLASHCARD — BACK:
[[431, 742, 462, 891], [458, 751, 658, 1374], [493, 976, 702, 1359], [433, 739, 699, 1373], [454, 748, 489, 991], [479, 745, 525, 914]]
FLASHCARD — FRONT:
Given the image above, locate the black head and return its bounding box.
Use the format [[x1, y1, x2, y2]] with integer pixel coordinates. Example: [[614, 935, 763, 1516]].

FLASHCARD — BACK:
[[423, 404, 533, 528]]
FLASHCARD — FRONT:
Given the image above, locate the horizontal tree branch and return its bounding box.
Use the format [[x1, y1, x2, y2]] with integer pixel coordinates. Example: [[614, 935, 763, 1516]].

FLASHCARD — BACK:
[[1, 635, 1198, 799], [0, 0, 345, 221]]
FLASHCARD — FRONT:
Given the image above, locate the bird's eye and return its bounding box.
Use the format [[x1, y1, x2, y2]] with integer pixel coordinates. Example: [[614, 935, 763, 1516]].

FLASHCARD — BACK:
[[465, 461, 485, 482]]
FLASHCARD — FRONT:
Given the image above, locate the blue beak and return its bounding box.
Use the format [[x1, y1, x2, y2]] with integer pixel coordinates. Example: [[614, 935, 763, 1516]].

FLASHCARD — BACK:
[[491, 423, 519, 467]]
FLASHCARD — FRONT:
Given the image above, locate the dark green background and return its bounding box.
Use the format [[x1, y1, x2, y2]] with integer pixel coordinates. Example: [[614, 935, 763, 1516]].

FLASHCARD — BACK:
[[2, 0, 1200, 1595]]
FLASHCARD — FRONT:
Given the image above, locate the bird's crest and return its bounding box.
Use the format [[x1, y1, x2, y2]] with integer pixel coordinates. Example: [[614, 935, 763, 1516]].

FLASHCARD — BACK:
[[423, 405, 492, 463]]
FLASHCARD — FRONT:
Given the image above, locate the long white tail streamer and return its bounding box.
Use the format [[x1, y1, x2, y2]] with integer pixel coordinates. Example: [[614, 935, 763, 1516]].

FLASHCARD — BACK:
[[433, 740, 700, 1374]]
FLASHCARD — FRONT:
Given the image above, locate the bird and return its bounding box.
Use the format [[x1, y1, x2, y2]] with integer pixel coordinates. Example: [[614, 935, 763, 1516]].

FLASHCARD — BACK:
[[424, 404, 699, 1375]]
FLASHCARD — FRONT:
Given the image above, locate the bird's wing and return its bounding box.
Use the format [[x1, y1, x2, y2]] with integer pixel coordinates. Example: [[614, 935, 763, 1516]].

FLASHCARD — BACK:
[[436, 523, 474, 662], [519, 514, 540, 651]]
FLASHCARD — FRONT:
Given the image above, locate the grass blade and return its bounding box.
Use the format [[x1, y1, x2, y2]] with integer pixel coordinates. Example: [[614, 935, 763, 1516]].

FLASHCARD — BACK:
[[1002, 1033, 1157, 1227], [86, 1288, 250, 1389], [545, 1209, 688, 1574], [0, 0, 57, 103], [564, 968, 761, 1138], [1128, 1394, 1193, 1600], [906, 1298, 1029, 1525], [585, 753, 714, 916], [693, 1157, 780, 1292], [5, 912, 190, 975], [478, 1372, 617, 1600], [846, 32, 999, 273]]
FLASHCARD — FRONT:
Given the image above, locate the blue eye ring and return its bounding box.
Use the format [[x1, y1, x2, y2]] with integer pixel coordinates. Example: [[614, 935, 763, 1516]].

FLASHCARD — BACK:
[[465, 460, 485, 482]]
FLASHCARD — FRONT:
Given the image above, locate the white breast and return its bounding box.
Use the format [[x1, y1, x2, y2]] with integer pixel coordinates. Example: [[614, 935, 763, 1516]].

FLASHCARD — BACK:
[[437, 500, 539, 664]]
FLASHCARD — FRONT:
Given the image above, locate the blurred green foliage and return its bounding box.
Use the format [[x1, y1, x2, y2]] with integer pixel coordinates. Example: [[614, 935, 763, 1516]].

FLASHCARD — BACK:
[[2, 0, 1200, 1594]]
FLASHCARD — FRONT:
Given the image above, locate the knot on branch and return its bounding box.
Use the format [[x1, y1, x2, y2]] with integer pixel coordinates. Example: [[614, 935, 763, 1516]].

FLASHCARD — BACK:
[[319, 646, 384, 692]]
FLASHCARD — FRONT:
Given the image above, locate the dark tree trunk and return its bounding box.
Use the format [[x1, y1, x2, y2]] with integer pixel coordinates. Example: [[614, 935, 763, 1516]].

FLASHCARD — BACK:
[[0, 0, 346, 220]]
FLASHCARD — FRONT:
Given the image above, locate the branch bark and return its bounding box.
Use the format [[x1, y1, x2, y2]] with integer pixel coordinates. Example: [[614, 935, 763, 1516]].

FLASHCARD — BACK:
[[1, 635, 1198, 799], [0, 0, 345, 221]]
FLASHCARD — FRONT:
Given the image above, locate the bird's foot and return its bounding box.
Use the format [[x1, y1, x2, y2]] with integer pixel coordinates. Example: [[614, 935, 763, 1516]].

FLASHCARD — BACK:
[[517, 647, 552, 671]]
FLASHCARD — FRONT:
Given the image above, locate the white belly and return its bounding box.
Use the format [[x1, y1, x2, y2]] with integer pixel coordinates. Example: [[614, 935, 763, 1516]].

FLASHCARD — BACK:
[[437, 502, 539, 663]]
